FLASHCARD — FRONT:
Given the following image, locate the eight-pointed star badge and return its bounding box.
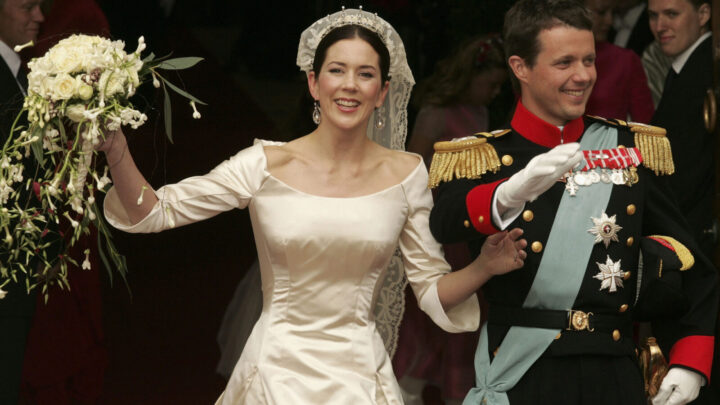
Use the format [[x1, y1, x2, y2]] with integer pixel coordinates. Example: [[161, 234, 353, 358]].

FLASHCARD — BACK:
[[593, 256, 625, 293], [588, 211, 623, 248]]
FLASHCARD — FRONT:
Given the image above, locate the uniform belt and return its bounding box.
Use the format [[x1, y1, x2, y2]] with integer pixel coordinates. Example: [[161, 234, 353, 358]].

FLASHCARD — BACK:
[[488, 305, 631, 333]]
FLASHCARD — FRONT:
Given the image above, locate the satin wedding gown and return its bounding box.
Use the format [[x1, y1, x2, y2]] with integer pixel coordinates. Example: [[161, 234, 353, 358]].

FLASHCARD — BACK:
[[104, 140, 479, 404]]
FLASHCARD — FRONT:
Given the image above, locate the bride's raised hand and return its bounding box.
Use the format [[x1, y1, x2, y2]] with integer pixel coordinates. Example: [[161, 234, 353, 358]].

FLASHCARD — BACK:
[[478, 228, 527, 276], [94, 126, 126, 155]]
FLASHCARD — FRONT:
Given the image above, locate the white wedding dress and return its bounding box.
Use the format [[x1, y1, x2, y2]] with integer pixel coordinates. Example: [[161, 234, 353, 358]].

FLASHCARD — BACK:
[[103, 140, 479, 404]]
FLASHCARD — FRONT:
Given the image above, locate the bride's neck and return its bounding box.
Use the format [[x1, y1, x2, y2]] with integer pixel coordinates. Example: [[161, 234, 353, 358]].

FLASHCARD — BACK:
[[309, 126, 372, 163]]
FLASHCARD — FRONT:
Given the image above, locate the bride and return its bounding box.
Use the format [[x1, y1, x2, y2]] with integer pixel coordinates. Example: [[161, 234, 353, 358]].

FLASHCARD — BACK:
[[98, 8, 527, 404]]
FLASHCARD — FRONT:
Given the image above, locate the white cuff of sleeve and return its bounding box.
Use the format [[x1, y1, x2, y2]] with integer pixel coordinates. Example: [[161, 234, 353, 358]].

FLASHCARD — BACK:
[[491, 193, 523, 230]]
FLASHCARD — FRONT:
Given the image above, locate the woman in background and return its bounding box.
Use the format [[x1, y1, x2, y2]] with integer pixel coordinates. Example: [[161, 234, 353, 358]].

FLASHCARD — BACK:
[[398, 35, 507, 405], [407, 34, 506, 164]]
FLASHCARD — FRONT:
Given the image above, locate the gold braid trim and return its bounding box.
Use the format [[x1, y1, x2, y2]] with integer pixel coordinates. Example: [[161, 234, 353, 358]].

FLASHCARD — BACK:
[[631, 124, 674, 175], [648, 235, 695, 271], [428, 137, 501, 189]]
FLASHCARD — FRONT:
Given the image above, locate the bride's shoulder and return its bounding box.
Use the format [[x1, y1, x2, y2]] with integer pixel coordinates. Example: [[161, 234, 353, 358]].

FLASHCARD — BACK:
[[386, 148, 422, 170], [263, 138, 306, 172], [376, 148, 423, 182]]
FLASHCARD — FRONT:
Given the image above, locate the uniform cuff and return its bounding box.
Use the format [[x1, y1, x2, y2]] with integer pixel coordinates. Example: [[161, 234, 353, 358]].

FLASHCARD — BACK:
[[466, 179, 505, 234], [669, 335, 714, 382]]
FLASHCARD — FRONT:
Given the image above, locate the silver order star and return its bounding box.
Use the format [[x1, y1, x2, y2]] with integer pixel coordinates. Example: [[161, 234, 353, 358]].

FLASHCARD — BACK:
[[593, 255, 624, 293], [588, 211, 623, 248]]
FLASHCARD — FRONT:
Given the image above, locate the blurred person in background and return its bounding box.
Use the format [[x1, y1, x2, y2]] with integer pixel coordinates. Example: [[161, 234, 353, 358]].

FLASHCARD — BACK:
[[584, 0, 654, 123], [398, 35, 507, 405]]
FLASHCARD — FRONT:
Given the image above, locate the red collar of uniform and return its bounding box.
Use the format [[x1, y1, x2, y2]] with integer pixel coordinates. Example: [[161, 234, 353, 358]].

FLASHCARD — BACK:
[[510, 100, 584, 148]]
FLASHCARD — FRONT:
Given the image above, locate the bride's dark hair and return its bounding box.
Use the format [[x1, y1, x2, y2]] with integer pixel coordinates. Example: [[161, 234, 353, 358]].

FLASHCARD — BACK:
[[312, 25, 391, 83]]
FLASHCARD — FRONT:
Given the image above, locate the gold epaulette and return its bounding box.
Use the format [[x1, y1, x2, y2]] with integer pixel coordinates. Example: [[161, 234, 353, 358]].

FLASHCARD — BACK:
[[628, 123, 675, 175], [586, 114, 618, 126], [474, 129, 511, 138], [428, 136, 501, 189], [648, 235, 694, 271]]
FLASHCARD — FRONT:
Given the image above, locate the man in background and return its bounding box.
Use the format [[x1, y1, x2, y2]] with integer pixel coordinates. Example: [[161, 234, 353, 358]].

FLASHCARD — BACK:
[[0, 0, 44, 403], [610, 0, 655, 55], [649, 0, 713, 259], [649, 1, 717, 403]]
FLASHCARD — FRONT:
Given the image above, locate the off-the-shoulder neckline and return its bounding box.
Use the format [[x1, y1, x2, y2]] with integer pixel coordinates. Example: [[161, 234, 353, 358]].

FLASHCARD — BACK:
[[257, 141, 424, 200]]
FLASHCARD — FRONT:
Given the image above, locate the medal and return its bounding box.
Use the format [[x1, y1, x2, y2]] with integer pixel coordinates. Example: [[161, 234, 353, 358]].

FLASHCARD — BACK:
[[600, 169, 611, 183], [593, 256, 625, 293], [588, 211, 622, 248]]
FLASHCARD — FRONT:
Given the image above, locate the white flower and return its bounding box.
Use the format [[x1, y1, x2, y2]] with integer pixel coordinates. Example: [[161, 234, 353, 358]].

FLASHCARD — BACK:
[[82, 107, 102, 121], [63, 212, 79, 228], [93, 166, 111, 190], [82, 249, 91, 270], [77, 82, 94, 100], [99, 69, 126, 98], [105, 115, 121, 131], [48, 46, 82, 73], [190, 101, 201, 119], [13, 40, 33, 52], [65, 104, 86, 122], [70, 196, 84, 214], [0, 287, 6, 299], [51, 73, 78, 100], [135, 36, 146, 54]]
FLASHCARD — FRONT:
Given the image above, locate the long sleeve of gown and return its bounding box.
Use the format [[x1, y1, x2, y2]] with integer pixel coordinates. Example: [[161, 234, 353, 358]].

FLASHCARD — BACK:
[[399, 163, 480, 333], [104, 141, 271, 233]]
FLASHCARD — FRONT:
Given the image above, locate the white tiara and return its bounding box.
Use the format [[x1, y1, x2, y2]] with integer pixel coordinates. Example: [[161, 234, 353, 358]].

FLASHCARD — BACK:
[[296, 7, 415, 151]]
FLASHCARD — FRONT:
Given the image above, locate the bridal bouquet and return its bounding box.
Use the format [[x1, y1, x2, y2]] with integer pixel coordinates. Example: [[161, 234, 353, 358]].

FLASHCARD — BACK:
[[0, 34, 203, 300]]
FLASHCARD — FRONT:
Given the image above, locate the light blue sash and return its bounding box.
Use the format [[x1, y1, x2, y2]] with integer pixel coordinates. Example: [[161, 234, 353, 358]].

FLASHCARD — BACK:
[[464, 123, 618, 405]]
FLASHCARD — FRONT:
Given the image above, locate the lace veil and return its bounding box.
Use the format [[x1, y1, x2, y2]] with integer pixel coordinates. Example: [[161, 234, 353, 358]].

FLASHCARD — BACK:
[[296, 8, 415, 357]]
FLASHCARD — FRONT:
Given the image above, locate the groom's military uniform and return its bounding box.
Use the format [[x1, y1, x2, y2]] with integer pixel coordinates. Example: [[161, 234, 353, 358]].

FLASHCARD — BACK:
[[429, 100, 717, 403]]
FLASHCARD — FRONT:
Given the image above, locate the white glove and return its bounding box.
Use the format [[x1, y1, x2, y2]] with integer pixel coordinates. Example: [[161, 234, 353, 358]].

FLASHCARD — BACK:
[[496, 142, 582, 209], [652, 368, 703, 405]]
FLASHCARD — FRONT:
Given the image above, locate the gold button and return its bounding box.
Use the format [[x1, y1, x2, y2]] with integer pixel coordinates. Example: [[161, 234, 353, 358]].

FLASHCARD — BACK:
[[626, 204, 636, 215], [464, 220, 470, 228], [626, 237, 634, 247], [501, 155, 514, 166], [618, 145, 626, 149], [531, 241, 543, 253], [624, 271, 632, 280], [612, 330, 621, 341], [478, 215, 484, 224], [493, 347, 499, 356], [619, 304, 629, 313], [555, 332, 562, 340], [522, 210, 534, 222]]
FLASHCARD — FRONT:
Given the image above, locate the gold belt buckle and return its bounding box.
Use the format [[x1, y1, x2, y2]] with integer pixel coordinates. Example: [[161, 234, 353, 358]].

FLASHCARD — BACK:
[[566, 310, 595, 332]]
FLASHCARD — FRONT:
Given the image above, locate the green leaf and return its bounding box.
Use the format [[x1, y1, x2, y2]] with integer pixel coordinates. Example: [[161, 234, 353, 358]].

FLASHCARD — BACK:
[[161, 78, 207, 105], [96, 226, 114, 284], [156, 57, 203, 70], [57, 120, 67, 143], [163, 85, 173, 143], [142, 52, 156, 63]]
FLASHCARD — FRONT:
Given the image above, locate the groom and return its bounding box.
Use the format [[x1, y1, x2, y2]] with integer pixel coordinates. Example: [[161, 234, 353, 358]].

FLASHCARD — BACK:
[[429, 0, 717, 404]]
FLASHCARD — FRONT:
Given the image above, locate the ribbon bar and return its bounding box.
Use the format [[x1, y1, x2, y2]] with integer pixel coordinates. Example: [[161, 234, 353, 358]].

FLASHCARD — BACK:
[[581, 147, 643, 171]]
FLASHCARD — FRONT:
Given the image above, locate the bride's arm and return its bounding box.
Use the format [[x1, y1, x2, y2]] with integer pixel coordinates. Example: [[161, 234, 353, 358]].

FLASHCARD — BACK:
[[436, 229, 526, 310], [97, 129, 157, 224]]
